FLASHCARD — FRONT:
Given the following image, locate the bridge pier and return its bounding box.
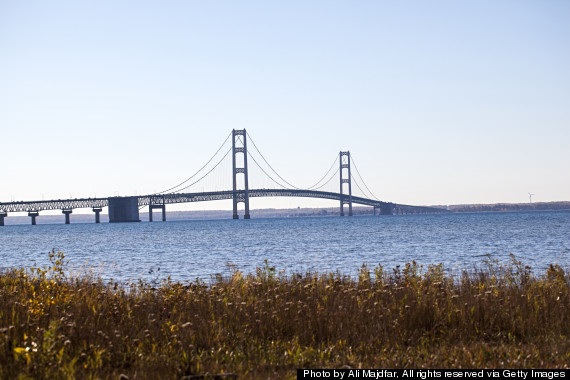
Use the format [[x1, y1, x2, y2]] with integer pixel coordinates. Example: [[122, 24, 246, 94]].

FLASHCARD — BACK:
[[62, 209, 73, 224], [149, 204, 166, 222], [0, 212, 6, 226], [93, 207, 102, 223], [380, 203, 394, 215], [149, 195, 166, 222], [108, 196, 140, 223], [232, 205, 250, 219], [28, 211, 39, 225]]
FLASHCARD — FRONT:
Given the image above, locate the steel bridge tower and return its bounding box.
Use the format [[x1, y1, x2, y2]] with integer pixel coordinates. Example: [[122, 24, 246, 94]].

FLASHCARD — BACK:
[[232, 129, 250, 219], [339, 151, 353, 216]]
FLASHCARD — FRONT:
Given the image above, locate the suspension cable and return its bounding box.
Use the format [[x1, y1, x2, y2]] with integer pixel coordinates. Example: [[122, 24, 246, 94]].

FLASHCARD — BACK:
[[306, 155, 339, 190], [242, 134, 338, 190], [247, 131, 346, 191], [350, 154, 380, 200], [311, 167, 340, 191], [248, 145, 339, 192], [247, 151, 288, 189], [155, 131, 232, 194], [168, 147, 233, 193], [350, 175, 371, 199], [350, 171, 375, 200], [245, 132, 303, 189]]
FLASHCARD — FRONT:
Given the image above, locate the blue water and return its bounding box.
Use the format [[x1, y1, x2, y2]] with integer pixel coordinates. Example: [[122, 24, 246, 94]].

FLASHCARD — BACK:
[[0, 211, 568, 283]]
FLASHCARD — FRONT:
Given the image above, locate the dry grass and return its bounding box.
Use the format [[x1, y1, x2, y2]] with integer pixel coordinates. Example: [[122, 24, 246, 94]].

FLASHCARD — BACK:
[[1, 251, 569, 379]]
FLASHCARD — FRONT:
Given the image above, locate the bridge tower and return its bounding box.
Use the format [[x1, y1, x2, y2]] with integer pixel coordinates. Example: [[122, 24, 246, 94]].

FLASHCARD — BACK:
[[339, 151, 353, 216], [232, 129, 250, 219]]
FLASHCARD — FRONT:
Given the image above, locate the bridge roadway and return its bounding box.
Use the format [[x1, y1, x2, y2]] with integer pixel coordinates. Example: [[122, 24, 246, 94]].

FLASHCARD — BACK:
[[0, 189, 446, 224]]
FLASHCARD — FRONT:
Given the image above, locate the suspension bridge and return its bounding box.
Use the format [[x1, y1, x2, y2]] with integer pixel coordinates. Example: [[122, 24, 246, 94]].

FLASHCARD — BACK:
[[0, 129, 446, 225]]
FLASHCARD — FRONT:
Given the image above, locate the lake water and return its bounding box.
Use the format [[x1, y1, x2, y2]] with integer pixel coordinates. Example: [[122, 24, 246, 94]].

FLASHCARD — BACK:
[[0, 211, 568, 283]]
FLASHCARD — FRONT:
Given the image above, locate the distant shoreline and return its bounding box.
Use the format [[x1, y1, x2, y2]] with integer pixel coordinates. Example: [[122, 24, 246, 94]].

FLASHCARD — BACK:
[[444, 200, 570, 213]]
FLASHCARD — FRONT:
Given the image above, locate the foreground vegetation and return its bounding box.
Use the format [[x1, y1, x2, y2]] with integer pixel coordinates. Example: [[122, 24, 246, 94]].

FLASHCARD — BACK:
[[1, 251, 569, 379]]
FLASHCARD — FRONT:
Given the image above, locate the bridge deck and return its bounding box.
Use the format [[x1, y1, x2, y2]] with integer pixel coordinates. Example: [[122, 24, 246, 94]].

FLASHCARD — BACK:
[[0, 189, 446, 215]]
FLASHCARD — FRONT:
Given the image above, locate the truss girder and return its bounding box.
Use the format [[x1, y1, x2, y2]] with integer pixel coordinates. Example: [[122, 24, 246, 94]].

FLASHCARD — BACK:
[[1, 190, 445, 215], [0, 198, 109, 213], [141, 189, 422, 212]]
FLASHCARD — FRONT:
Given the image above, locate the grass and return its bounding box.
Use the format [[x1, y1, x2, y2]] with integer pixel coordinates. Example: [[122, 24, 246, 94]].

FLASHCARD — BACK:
[[1, 251, 569, 379]]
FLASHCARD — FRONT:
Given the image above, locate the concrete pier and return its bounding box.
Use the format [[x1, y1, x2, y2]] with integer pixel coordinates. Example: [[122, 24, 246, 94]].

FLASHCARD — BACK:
[[28, 211, 39, 225], [0, 212, 6, 226], [92, 207, 102, 223], [62, 209, 72, 224], [380, 203, 394, 215], [108, 197, 140, 223], [149, 204, 166, 222]]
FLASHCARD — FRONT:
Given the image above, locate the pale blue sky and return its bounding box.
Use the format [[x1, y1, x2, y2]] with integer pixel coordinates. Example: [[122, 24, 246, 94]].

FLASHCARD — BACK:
[[1, 1, 569, 212]]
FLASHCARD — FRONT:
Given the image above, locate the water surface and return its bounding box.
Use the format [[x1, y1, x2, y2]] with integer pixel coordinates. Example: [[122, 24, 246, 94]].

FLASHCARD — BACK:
[[0, 211, 568, 283]]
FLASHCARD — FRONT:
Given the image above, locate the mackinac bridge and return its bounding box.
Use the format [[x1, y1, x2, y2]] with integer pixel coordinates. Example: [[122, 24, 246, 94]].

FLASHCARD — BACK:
[[0, 129, 447, 226]]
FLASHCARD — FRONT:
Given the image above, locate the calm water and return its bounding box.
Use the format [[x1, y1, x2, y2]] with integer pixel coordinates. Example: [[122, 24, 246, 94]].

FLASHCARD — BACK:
[[0, 211, 568, 283]]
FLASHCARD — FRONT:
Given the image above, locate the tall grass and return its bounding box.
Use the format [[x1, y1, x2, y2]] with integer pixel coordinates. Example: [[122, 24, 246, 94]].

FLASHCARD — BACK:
[[1, 251, 569, 379]]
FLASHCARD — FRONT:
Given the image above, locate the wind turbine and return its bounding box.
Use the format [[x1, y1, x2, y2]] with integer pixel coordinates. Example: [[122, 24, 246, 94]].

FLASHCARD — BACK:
[[528, 192, 534, 204]]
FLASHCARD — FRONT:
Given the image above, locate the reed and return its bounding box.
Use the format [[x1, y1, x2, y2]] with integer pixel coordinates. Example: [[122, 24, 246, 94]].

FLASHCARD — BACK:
[[0, 251, 568, 379]]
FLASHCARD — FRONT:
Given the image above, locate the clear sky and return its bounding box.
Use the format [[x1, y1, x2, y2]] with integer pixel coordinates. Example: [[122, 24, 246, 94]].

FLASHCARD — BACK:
[[1, 1, 569, 213]]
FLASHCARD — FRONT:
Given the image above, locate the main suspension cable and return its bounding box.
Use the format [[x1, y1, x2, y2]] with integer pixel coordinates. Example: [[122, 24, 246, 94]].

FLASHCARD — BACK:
[[306, 155, 339, 190], [350, 175, 371, 199], [168, 147, 233, 193], [246, 132, 303, 190], [311, 167, 340, 191], [239, 134, 296, 188], [247, 131, 347, 192], [350, 154, 380, 200], [247, 145, 340, 192], [155, 131, 232, 194], [247, 151, 288, 189]]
